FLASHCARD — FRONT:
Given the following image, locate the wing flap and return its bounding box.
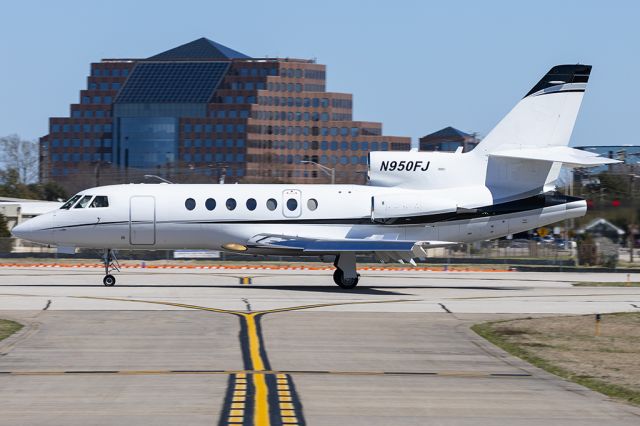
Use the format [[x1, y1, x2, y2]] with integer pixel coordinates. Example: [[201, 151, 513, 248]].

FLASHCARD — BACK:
[[249, 234, 456, 253]]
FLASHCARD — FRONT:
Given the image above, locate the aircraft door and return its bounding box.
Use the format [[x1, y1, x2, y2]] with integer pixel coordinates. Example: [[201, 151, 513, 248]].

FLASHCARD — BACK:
[[129, 196, 156, 245], [282, 189, 302, 218]]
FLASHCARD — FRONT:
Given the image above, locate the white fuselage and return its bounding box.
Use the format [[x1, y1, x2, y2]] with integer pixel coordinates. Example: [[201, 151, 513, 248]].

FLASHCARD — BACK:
[[13, 182, 586, 253]]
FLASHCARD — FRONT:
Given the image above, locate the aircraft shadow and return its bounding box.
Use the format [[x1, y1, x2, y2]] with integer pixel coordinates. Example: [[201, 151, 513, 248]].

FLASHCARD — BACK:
[[0, 283, 522, 296]]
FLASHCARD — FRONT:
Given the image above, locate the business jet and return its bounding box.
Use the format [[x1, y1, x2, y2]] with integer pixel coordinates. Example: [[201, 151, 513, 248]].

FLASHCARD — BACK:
[[12, 64, 616, 288]]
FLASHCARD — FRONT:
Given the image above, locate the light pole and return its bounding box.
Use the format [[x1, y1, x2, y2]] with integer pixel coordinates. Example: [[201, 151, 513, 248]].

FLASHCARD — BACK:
[[92, 161, 111, 187], [300, 160, 335, 184]]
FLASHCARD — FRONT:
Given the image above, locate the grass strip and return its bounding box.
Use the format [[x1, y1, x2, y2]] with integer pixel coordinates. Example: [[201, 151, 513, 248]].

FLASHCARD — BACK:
[[573, 282, 640, 287], [0, 319, 22, 342], [471, 319, 640, 406]]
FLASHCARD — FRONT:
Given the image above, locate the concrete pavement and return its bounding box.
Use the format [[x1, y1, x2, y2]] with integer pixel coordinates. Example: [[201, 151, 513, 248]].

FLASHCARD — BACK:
[[0, 267, 639, 425]]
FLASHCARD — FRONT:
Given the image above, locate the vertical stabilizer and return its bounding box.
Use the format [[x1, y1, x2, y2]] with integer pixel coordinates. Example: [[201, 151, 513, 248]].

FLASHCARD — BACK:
[[476, 65, 592, 201], [475, 64, 591, 155]]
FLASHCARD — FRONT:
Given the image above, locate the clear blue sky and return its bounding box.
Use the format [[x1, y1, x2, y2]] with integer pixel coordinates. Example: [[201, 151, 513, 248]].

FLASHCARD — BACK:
[[0, 0, 638, 147]]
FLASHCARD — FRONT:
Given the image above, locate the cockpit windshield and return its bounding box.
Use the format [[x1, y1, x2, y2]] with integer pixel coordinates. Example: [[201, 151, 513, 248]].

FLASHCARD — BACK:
[[60, 194, 110, 210], [60, 194, 82, 210], [74, 195, 93, 209]]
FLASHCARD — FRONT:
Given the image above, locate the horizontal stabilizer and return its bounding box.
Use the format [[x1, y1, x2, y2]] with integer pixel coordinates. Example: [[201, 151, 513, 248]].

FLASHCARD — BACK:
[[488, 146, 620, 167]]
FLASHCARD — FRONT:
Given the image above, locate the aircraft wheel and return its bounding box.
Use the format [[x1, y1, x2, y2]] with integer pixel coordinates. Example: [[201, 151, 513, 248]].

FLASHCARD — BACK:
[[103, 274, 116, 286], [333, 269, 359, 289]]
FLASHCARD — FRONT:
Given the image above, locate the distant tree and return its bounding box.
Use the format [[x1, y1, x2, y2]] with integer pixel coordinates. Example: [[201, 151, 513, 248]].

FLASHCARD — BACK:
[[0, 168, 40, 199], [0, 213, 10, 238], [597, 172, 629, 196], [0, 213, 12, 253], [0, 134, 39, 184], [40, 181, 68, 201]]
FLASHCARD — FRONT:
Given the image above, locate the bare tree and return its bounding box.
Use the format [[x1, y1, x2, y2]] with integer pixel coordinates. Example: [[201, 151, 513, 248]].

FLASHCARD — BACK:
[[0, 134, 39, 184]]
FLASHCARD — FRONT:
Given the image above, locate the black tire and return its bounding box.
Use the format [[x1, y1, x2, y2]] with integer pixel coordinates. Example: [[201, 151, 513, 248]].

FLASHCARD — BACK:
[[333, 269, 359, 289], [103, 274, 116, 286]]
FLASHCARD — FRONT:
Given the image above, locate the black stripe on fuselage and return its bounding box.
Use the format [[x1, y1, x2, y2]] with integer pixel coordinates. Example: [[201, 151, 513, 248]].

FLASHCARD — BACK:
[[41, 193, 582, 230]]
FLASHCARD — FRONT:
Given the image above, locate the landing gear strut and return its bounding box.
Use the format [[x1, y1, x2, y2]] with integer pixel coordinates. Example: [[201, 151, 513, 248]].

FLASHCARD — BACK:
[[102, 249, 120, 286], [333, 253, 360, 289]]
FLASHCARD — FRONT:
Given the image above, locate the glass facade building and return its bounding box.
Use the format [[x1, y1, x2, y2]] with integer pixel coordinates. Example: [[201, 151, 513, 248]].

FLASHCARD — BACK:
[[39, 38, 410, 192]]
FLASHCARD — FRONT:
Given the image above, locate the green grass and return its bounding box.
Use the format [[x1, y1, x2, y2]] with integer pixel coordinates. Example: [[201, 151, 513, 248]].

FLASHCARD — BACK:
[[471, 319, 640, 406], [573, 281, 640, 287], [0, 319, 22, 342]]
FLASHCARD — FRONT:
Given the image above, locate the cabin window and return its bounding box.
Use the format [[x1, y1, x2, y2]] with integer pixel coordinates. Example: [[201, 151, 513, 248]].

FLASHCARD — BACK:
[[246, 198, 257, 211], [60, 195, 82, 210], [266, 198, 277, 211], [74, 195, 93, 208], [89, 196, 109, 208], [205, 198, 216, 211], [286, 198, 298, 211], [226, 198, 237, 210], [307, 198, 318, 211], [185, 198, 196, 211]]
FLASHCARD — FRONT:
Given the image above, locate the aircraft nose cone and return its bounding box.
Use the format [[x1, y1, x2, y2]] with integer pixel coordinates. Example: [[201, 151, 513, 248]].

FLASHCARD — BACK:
[[11, 215, 52, 244], [10, 221, 31, 239]]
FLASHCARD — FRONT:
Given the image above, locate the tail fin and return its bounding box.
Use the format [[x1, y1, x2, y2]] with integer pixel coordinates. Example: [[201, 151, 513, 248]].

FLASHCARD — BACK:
[[477, 65, 599, 202], [474, 64, 591, 155]]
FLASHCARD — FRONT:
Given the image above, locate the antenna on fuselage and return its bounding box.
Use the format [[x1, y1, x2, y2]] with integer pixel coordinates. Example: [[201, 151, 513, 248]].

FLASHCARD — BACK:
[[144, 175, 174, 184]]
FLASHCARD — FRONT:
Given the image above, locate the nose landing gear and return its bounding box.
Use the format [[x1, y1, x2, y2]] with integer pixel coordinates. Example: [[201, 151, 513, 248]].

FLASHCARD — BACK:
[[102, 249, 120, 286]]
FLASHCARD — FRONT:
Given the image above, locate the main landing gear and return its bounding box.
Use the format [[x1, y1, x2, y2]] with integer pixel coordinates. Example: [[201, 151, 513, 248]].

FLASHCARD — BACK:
[[102, 248, 120, 286], [333, 253, 360, 289]]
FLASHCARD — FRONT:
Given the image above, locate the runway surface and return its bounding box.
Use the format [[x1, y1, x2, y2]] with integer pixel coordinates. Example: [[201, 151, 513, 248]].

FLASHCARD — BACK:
[[1, 267, 639, 425]]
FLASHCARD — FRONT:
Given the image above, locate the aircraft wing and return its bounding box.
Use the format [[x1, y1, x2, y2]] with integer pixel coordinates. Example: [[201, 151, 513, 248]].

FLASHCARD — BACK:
[[248, 234, 457, 264], [489, 146, 620, 167]]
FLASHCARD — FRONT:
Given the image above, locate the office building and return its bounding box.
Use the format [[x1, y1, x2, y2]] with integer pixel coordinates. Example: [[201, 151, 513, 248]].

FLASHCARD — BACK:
[[39, 38, 410, 192]]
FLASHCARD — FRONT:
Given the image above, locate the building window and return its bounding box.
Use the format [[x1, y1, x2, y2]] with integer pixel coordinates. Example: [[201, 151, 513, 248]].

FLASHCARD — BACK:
[[205, 198, 216, 211], [266, 198, 277, 211], [185, 198, 196, 211], [246, 198, 257, 211], [307, 199, 318, 211], [226, 198, 237, 210]]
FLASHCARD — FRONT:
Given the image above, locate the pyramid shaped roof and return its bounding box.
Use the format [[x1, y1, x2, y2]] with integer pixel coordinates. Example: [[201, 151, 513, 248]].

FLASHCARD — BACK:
[[147, 37, 250, 61], [421, 126, 471, 142]]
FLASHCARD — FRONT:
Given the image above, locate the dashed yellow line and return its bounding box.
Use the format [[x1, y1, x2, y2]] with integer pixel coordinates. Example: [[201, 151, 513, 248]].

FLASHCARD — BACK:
[[69, 296, 415, 426]]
